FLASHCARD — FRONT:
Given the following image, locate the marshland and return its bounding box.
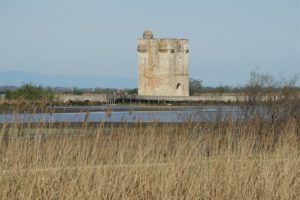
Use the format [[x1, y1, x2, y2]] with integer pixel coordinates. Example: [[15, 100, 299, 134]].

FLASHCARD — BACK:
[[0, 73, 299, 200], [1, 0, 299, 198]]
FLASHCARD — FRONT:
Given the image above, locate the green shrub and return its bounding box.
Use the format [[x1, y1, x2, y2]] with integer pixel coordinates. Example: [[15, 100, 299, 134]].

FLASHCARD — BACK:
[[5, 83, 54, 100], [72, 87, 83, 95]]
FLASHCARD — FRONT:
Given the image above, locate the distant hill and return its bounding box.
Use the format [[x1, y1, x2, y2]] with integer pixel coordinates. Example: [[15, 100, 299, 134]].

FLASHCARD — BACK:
[[0, 71, 137, 89]]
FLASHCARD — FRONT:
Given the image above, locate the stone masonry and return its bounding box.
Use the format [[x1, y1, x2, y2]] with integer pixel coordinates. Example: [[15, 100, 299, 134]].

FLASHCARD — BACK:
[[137, 30, 189, 96]]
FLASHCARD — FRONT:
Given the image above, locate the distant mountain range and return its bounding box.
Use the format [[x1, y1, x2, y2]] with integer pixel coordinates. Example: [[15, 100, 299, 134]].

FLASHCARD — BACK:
[[0, 71, 137, 89]]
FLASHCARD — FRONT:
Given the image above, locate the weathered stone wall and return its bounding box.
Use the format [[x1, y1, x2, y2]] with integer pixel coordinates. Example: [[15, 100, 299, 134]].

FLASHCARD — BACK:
[[56, 94, 107, 103], [138, 31, 189, 96], [51, 93, 297, 104]]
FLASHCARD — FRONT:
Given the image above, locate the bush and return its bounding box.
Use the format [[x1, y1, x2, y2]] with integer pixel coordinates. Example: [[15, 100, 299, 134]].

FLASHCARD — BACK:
[[5, 83, 54, 100], [243, 71, 299, 123], [72, 87, 83, 95], [189, 78, 202, 95]]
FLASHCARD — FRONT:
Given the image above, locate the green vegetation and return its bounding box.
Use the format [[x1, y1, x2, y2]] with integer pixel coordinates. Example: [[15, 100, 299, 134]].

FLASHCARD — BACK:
[[71, 87, 83, 95], [4, 83, 54, 100]]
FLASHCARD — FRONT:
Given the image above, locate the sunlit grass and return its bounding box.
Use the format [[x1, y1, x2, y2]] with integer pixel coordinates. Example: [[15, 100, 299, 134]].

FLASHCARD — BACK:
[[0, 116, 299, 199]]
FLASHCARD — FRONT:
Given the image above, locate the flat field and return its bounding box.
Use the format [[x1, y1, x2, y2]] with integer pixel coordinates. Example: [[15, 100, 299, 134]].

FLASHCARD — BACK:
[[0, 118, 299, 199]]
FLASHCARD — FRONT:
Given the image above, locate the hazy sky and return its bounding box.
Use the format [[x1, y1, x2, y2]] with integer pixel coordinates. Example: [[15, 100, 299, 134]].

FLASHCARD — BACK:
[[0, 0, 299, 87]]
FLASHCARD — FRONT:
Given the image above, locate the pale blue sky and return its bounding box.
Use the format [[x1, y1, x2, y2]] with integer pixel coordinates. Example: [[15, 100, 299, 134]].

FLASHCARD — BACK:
[[0, 0, 299, 87]]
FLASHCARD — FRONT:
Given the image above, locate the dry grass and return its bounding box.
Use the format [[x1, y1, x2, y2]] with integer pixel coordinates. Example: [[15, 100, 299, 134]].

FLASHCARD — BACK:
[[0, 118, 299, 200]]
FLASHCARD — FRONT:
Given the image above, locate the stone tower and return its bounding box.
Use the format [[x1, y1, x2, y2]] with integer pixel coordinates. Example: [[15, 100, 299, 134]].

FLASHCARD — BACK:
[[137, 30, 189, 96]]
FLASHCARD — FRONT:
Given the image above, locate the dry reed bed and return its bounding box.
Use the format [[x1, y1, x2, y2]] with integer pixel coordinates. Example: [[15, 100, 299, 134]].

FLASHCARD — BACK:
[[0, 119, 299, 200]]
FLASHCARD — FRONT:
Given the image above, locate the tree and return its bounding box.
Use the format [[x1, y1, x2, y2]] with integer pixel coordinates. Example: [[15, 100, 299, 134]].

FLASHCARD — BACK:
[[189, 78, 202, 95]]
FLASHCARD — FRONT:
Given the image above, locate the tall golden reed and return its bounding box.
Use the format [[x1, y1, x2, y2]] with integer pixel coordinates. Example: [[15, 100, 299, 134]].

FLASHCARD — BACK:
[[0, 116, 299, 199]]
